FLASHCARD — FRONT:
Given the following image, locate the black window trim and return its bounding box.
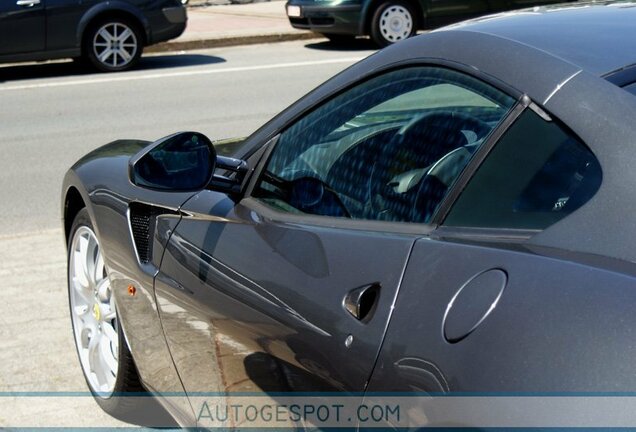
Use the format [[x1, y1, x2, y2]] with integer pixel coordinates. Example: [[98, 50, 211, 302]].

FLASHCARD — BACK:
[[431, 225, 541, 243], [241, 60, 529, 236], [241, 196, 438, 235]]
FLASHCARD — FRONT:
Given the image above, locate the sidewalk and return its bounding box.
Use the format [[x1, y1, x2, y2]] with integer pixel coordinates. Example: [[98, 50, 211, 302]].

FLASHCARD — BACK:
[[147, 0, 322, 52]]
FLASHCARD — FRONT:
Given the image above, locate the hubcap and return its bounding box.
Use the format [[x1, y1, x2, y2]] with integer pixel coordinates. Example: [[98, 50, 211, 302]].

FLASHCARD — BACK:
[[92, 22, 138, 68], [379, 5, 413, 43], [69, 226, 118, 396]]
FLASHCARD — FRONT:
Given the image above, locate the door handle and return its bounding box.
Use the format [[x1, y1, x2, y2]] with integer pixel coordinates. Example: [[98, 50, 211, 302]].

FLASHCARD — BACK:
[[343, 283, 380, 321], [16, 0, 40, 7]]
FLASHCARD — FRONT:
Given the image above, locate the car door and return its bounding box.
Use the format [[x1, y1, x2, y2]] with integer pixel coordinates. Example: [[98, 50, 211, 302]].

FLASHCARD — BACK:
[[0, 0, 45, 55], [44, 0, 86, 51], [155, 65, 517, 428], [363, 107, 610, 428]]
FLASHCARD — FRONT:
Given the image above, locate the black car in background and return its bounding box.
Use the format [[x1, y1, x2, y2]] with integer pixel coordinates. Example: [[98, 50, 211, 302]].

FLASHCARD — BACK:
[[286, 0, 573, 46], [0, 0, 186, 72]]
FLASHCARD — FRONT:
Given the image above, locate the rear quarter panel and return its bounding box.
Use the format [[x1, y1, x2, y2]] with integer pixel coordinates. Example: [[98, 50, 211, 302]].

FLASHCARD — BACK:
[[367, 238, 636, 425]]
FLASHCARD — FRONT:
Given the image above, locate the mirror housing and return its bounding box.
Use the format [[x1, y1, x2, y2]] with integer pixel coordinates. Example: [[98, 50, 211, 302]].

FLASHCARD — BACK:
[[130, 132, 216, 192], [129, 131, 248, 194], [211, 155, 249, 194]]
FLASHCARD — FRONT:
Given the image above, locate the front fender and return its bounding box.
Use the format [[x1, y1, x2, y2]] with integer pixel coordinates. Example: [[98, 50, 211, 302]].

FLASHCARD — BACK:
[[76, 1, 151, 47], [62, 139, 197, 426]]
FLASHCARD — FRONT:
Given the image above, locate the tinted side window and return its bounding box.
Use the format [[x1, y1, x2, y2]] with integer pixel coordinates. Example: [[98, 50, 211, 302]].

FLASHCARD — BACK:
[[253, 67, 515, 223], [444, 109, 602, 230]]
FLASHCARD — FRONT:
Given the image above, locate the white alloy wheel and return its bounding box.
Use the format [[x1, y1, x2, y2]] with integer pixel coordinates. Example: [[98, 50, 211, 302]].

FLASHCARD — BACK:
[[92, 22, 138, 69], [69, 225, 119, 396]]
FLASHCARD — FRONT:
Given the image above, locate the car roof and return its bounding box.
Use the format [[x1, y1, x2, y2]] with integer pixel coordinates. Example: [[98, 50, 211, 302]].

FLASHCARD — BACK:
[[439, 1, 636, 77]]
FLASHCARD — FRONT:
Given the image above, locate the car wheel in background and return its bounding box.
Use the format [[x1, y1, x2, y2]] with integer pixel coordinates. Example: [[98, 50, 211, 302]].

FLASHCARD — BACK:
[[84, 18, 143, 72], [68, 208, 144, 416], [370, 1, 416, 47]]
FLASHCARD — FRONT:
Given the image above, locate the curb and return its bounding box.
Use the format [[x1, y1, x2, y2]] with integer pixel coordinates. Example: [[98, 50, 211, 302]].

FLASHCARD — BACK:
[[146, 31, 323, 53]]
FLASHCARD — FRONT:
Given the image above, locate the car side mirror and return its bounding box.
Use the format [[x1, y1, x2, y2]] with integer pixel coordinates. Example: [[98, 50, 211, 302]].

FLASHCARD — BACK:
[[130, 132, 216, 191], [129, 131, 248, 194]]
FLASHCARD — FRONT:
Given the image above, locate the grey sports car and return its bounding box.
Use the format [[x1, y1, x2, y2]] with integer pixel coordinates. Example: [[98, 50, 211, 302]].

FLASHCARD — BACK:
[[62, 1, 636, 428]]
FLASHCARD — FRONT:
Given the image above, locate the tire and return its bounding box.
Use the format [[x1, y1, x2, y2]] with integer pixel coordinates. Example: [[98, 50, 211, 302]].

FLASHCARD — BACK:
[[67, 208, 144, 417], [370, 0, 416, 47], [84, 17, 143, 72], [322, 33, 357, 44]]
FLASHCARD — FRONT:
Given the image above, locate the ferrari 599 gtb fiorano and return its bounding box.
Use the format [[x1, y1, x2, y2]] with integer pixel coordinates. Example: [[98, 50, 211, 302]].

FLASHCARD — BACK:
[[63, 2, 636, 428]]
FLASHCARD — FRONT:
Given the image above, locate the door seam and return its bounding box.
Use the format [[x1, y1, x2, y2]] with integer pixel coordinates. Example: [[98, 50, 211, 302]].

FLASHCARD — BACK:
[[151, 210, 200, 426], [362, 237, 418, 392]]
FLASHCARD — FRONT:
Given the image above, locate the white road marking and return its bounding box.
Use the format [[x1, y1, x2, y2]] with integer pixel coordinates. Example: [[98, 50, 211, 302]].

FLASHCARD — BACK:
[[0, 58, 364, 92]]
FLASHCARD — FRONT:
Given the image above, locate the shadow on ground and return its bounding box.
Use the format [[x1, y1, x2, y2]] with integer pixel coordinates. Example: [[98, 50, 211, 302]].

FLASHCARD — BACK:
[[304, 38, 377, 52], [110, 395, 180, 428], [0, 53, 226, 83]]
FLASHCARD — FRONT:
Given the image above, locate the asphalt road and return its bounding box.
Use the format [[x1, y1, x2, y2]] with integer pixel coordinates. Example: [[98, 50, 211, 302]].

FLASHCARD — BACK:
[[0, 40, 375, 427], [0, 39, 374, 237]]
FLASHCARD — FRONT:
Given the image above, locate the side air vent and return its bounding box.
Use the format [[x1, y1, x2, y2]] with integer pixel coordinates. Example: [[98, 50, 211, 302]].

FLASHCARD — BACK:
[[129, 204, 153, 263], [129, 203, 180, 264]]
